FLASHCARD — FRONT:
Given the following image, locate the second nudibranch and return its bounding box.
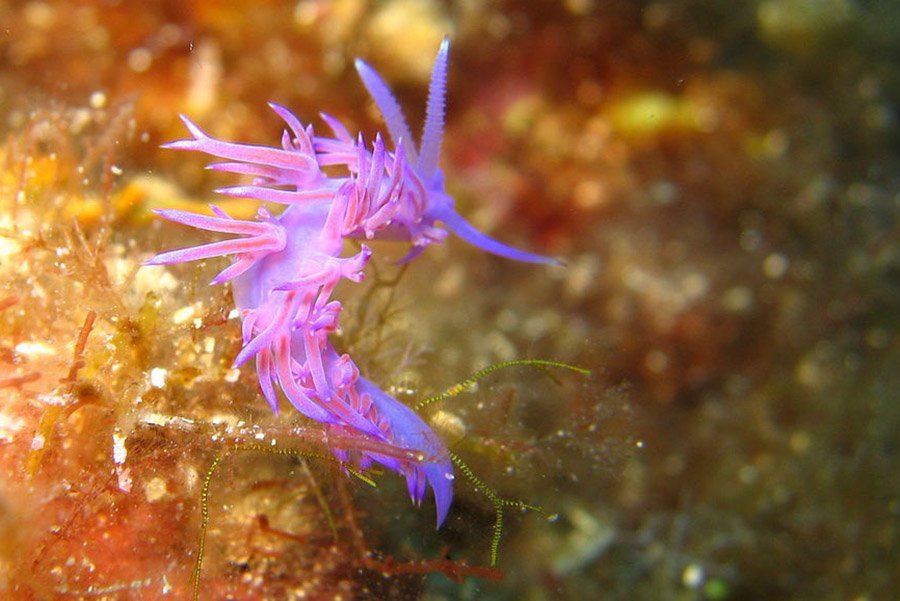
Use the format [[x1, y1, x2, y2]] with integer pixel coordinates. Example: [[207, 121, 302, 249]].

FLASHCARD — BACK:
[[146, 37, 557, 527]]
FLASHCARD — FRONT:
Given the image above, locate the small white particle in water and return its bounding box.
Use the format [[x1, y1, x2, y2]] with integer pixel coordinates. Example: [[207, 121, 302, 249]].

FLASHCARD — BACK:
[[254, 432, 266, 440], [182, 465, 199, 491], [172, 305, 195, 324], [0, 412, 24, 443], [88, 90, 106, 109], [36, 393, 67, 407], [681, 271, 709, 300], [210, 414, 239, 427], [682, 564, 705, 588], [722, 286, 754, 313], [228, 308, 240, 320], [444, 472, 455, 480], [763, 253, 789, 279], [128, 47, 153, 73], [144, 477, 168, 502], [141, 412, 169, 426], [31, 434, 45, 451], [150, 367, 167, 388], [635, 440, 645, 448], [112, 431, 128, 464], [15, 341, 56, 356], [110, 164, 123, 176], [0, 235, 21, 259], [224, 368, 240, 383]]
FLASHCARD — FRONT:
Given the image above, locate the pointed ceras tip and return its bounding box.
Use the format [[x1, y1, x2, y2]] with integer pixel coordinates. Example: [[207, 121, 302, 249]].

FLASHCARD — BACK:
[[417, 35, 452, 181]]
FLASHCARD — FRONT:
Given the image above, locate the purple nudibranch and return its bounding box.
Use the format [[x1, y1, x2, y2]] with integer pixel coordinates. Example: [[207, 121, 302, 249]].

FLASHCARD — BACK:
[[146, 37, 557, 527]]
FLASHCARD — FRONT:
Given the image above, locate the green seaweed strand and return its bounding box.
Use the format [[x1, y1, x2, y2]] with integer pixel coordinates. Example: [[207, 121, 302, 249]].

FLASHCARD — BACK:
[[448, 451, 543, 566], [415, 359, 590, 411], [420, 359, 588, 565], [192, 453, 223, 601], [191, 443, 377, 601]]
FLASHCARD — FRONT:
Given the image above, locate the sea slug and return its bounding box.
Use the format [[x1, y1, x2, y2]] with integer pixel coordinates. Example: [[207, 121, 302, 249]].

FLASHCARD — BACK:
[[146, 37, 556, 527]]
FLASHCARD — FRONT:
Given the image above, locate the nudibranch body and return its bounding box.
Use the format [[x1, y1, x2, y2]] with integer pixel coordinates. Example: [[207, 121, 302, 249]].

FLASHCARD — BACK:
[[146, 37, 555, 527]]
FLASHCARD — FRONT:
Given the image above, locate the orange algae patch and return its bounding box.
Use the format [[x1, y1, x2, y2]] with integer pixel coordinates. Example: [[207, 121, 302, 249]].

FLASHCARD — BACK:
[[0, 104, 372, 599]]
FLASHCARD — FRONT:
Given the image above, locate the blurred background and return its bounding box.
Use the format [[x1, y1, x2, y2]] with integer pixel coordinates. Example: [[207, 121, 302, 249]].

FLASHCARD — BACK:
[[0, 1, 898, 599]]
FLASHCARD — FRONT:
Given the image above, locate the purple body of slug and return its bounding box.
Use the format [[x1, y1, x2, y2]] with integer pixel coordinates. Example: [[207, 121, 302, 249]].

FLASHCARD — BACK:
[[146, 37, 556, 527]]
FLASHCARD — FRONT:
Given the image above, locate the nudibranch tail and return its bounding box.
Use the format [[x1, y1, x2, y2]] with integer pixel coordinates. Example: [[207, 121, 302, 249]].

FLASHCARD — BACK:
[[355, 376, 454, 527], [147, 37, 558, 528]]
